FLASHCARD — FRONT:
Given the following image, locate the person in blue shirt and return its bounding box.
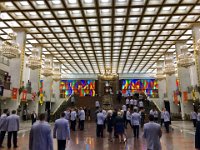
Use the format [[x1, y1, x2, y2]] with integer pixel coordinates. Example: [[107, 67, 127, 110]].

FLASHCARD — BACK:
[[29, 113, 53, 150], [53, 112, 70, 150]]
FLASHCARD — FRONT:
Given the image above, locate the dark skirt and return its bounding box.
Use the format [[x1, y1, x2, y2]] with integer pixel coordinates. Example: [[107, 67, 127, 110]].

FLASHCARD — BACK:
[[115, 124, 124, 134]]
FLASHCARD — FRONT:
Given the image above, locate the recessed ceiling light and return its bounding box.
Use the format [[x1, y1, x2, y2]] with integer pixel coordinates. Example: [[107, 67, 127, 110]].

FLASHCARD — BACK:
[[20, 1, 29, 6], [52, 0, 61, 4], [68, 0, 78, 4], [163, 7, 171, 11], [84, 0, 93, 3], [36, 1, 45, 5]]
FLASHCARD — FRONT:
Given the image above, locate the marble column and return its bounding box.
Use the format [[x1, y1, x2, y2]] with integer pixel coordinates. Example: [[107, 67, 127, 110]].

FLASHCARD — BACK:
[[43, 55, 53, 110], [157, 61, 166, 109], [28, 45, 42, 113], [164, 52, 179, 113], [175, 41, 193, 119], [9, 29, 26, 109], [192, 24, 200, 86]]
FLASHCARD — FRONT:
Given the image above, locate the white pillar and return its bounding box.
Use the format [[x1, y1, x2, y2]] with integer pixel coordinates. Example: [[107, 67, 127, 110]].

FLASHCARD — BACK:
[[43, 55, 53, 108], [157, 61, 166, 109], [176, 41, 193, 119], [9, 29, 26, 109], [192, 24, 200, 86], [28, 45, 42, 113]]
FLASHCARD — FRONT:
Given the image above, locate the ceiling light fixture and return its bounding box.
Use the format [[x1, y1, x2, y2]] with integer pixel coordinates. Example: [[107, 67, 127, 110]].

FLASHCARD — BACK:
[[1, 33, 20, 59], [177, 45, 195, 68], [26, 48, 41, 70]]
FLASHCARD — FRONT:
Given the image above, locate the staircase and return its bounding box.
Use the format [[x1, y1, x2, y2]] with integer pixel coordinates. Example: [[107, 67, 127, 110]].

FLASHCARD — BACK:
[[51, 95, 72, 121]]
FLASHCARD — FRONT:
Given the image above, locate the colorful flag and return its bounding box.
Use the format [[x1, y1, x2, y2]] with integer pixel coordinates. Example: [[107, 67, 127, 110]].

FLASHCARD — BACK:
[[21, 90, 27, 101], [183, 91, 188, 103]]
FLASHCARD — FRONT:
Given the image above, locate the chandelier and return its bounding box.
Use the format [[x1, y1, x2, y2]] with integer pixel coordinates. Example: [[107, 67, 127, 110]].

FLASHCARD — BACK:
[[177, 45, 195, 68], [52, 68, 61, 81], [197, 39, 200, 54], [41, 59, 53, 77], [26, 48, 41, 70], [156, 66, 166, 80], [1, 33, 20, 59], [164, 54, 176, 75], [98, 67, 118, 80]]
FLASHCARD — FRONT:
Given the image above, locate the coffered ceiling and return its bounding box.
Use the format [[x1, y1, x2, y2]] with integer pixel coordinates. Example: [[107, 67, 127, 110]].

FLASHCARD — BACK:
[[0, 0, 199, 75]]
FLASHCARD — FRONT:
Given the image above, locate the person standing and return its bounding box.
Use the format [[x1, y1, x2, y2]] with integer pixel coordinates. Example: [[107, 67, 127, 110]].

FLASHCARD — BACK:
[[23, 109, 27, 121], [126, 108, 132, 128], [53, 112, 70, 150], [64, 108, 71, 120], [0, 109, 8, 148], [133, 99, 138, 107], [115, 112, 126, 143], [95, 100, 100, 109], [125, 97, 130, 108], [131, 108, 140, 138], [79, 107, 85, 130], [106, 110, 113, 142], [195, 120, 200, 150], [29, 113, 53, 150], [96, 109, 105, 138], [191, 110, 197, 127], [143, 115, 162, 150], [130, 98, 134, 111], [163, 108, 170, 133], [139, 109, 145, 128], [154, 110, 159, 123], [160, 108, 164, 127], [6, 110, 20, 149], [31, 111, 37, 125], [138, 100, 144, 110], [70, 108, 77, 131], [71, 96, 75, 106]]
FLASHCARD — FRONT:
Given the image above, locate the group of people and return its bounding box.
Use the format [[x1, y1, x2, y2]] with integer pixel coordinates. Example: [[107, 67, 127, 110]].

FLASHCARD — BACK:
[[125, 97, 144, 111], [0, 109, 20, 149]]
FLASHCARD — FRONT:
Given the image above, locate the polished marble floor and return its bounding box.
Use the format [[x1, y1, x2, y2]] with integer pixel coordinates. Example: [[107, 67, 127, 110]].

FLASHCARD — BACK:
[[0, 121, 196, 150]]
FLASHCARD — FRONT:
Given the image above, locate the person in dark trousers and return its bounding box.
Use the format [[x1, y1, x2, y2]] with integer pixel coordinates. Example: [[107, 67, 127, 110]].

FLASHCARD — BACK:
[[31, 111, 37, 125], [195, 121, 200, 150], [53, 112, 70, 150], [191, 110, 197, 127], [0, 109, 8, 148], [163, 108, 170, 133], [139, 108, 145, 128], [70, 108, 77, 131], [112, 109, 118, 138], [106, 110, 113, 142], [23, 109, 27, 121], [96, 109, 105, 138], [131, 108, 140, 138], [6, 110, 20, 149], [29, 113, 53, 150]]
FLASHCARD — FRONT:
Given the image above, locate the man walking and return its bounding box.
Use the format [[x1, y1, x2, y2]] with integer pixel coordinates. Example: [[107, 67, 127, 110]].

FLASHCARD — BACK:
[[131, 107, 140, 138], [190, 110, 197, 127], [6, 110, 19, 149], [143, 114, 162, 150], [96, 109, 105, 138], [79, 107, 85, 130], [53, 112, 70, 150], [164, 108, 170, 133], [70, 108, 77, 131], [31, 111, 37, 125], [0, 109, 8, 148], [29, 113, 53, 150]]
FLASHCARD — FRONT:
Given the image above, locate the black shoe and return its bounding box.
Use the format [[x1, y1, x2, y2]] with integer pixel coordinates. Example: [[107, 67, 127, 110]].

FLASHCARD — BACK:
[[0, 145, 4, 148], [14, 146, 18, 148]]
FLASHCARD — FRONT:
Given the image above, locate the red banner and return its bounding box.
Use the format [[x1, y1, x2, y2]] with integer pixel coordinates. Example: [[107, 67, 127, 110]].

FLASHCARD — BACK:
[[12, 88, 18, 100], [183, 91, 188, 103], [21, 90, 27, 101], [173, 91, 178, 105]]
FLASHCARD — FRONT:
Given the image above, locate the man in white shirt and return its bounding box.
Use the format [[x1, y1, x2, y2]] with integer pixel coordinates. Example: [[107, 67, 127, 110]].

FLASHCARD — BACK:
[[79, 108, 85, 131], [70, 109, 77, 131], [96, 110, 105, 138], [126, 98, 130, 108], [131, 108, 140, 138], [130, 98, 134, 110], [138, 100, 144, 110], [190, 110, 197, 127], [133, 99, 138, 107], [126, 108, 131, 128], [143, 115, 162, 150], [163, 108, 170, 133], [154, 110, 159, 123], [160, 108, 164, 127], [95, 100, 100, 109]]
